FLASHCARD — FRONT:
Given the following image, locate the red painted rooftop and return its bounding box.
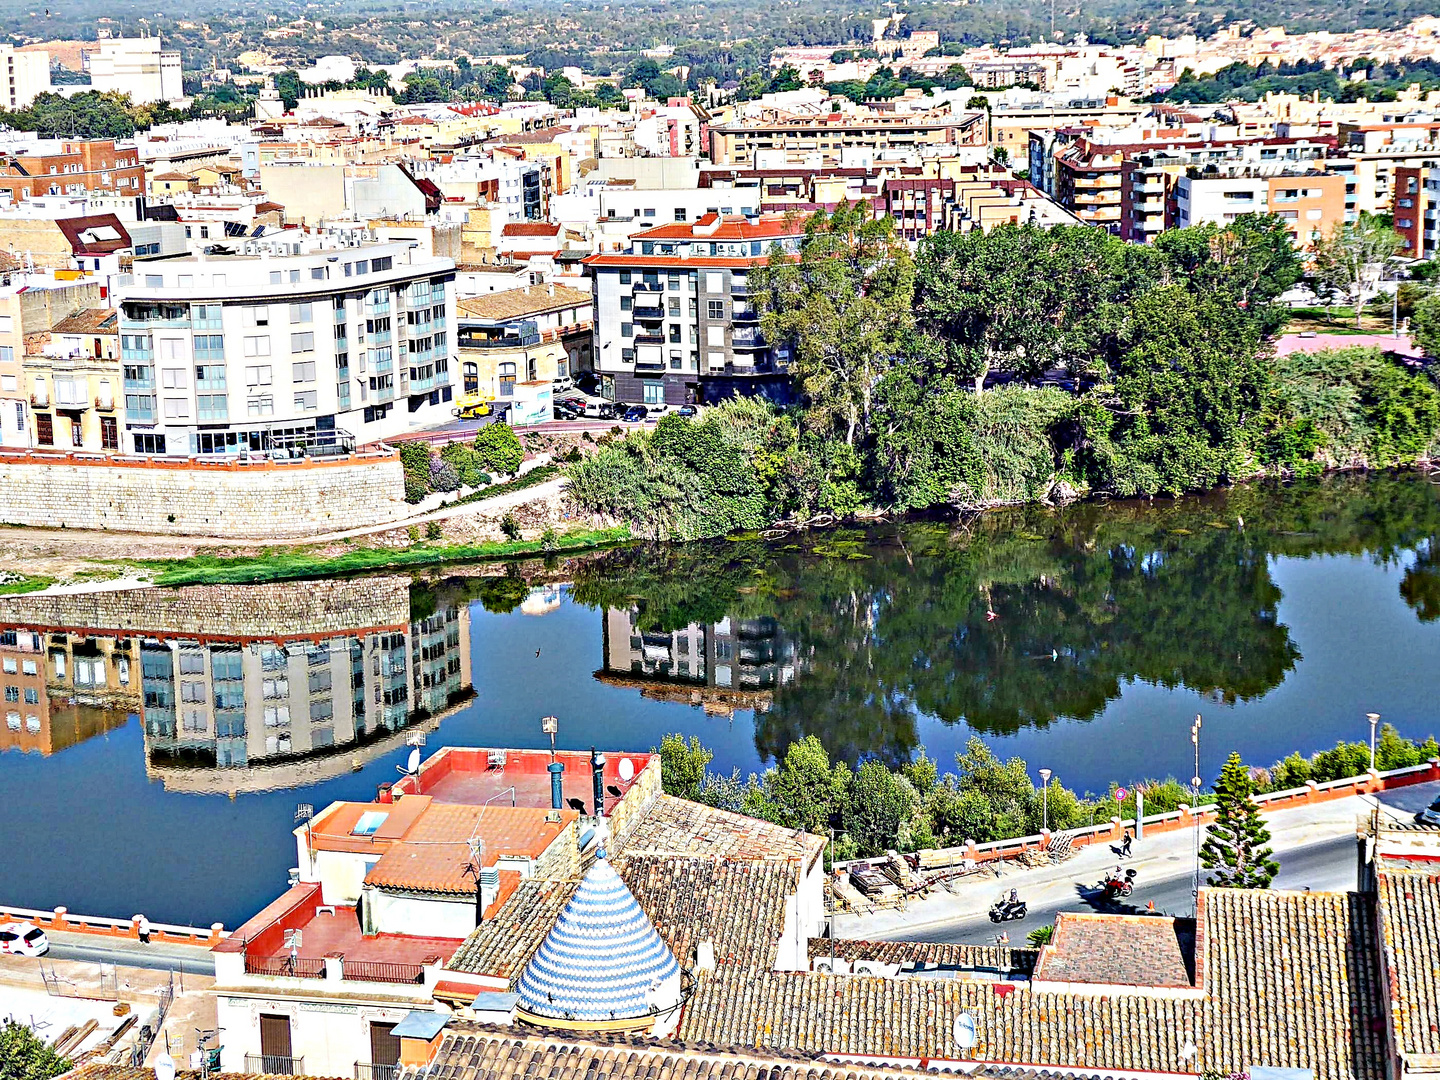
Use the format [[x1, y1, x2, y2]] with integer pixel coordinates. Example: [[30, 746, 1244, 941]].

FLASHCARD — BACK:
[[393, 746, 652, 817]]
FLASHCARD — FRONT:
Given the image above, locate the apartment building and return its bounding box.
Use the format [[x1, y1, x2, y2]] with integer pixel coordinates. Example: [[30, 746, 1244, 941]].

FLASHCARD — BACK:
[[84, 36, 182, 104], [1393, 165, 1440, 257], [1, 628, 138, 756], [455, 284, 592, 422], [1175, 166, 1346, 245], [0, 271, 105, 448], [992, 94, 1148, 168], [0, 45, 52, 110], [708, 112, 985, 168], [584, 213, 804, 406], [25, 308, 121, 452], [0, 139, 145, 205], [117, 237, 458, 456]]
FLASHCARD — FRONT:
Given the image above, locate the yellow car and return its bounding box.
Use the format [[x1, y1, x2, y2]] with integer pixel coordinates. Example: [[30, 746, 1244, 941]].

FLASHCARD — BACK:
[[454, 397, 493, 420]]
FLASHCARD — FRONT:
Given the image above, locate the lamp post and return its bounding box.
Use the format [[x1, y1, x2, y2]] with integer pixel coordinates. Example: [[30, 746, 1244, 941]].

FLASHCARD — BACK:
[[541, 715, 558, 762], [1039, 768, 1052, 832], [1190, 714, 1202, 917], [1368, 712, 1380, 772]]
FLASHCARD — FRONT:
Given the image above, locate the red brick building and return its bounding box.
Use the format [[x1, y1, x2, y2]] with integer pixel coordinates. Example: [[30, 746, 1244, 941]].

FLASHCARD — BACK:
[[0, 139, 145, 205]]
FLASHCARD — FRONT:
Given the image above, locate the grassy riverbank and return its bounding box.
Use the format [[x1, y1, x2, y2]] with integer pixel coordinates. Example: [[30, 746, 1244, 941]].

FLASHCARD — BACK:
[[140, 525, 632, 587]]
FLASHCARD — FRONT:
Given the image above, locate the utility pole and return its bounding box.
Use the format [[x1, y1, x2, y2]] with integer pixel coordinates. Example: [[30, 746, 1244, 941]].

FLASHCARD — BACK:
[[1190, 714, 1202, 917], [1368, 712, 1380, 771]]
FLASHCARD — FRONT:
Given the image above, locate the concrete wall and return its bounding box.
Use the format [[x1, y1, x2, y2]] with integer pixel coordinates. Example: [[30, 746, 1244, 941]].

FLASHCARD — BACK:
[[0, 450, 407, 537]]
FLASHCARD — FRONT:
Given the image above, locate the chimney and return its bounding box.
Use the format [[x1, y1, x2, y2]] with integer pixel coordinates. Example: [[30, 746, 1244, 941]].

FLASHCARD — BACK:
[[549, 761, 565, 811], [591, 747, 606, 818]]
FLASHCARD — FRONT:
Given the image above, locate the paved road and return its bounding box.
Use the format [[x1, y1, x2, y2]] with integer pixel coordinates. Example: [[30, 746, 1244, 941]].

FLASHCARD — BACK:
[[910, 833, 1360, 945], [44, 934, 216, 976]]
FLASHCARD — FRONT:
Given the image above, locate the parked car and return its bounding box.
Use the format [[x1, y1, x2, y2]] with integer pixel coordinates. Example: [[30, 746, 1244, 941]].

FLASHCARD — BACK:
[[677, 404, 699, 418], [553, 398, 583, 420], [574, 372, 601, 395], [622, 404, 649, 422], [1416, 795, 1440, 827], [0, 922, 48, 957], [578, 399, 616, 420], [552, 375, 576, 396]]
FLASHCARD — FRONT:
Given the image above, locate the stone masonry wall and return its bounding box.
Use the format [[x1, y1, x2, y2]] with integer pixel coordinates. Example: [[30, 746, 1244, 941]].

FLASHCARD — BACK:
[[0, 577, 413, 639], [0, 451, 407, 538]]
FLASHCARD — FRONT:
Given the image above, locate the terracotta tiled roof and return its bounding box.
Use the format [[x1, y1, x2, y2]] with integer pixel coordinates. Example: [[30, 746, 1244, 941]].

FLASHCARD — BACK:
[[1034, 912, 1196, 990], [1375, 863, 1440, 1060], [677, 968, 1202, 1071], [805, 937, 1039, 976], [634, 213, 800, 241], [50, 308, 118, 335], [61, 1068, 330, 1080], [1200, 889, 1386, 1080], [446, 878, 577, 980], [502, 222, 562, 237], [616, 854, 797, 969], [620, 793, 824, 866], [455, 283, 591, 321], [408, 1026, 929, 1080]]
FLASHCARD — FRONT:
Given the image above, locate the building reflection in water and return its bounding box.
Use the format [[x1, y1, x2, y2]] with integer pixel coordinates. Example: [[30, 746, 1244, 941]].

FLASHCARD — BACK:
[[1, 629, 139, 755], [596, 608, 798, 718], [0, 578, 472, 794]]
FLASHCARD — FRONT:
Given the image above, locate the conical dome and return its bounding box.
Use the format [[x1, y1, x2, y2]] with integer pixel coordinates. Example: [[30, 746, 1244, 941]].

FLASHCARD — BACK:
[[514, 857, 681, 1025]]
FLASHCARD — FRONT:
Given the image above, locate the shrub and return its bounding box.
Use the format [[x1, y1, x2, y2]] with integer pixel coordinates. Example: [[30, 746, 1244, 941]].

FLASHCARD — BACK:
[[402, 472, 429, 504], [429, 457, 461, 492], [500, 512, 522, 540], [474, 423, 524, 475], [398, 441, 435, 503], [425, 519, 443, 540]]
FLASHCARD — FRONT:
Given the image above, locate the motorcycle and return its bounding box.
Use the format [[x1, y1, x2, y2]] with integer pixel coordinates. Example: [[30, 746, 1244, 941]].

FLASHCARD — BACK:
[[1098, 867, 1137, 901], [988, 892, 1028, 923]]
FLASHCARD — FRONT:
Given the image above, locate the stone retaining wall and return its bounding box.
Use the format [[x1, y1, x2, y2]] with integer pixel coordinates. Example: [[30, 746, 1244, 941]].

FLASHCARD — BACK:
[[0, 450, 407, 538], [0, 577, 412, 639]]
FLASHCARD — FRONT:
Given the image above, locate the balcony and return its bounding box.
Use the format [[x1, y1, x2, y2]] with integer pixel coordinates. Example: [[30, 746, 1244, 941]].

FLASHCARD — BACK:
[[632, 281, 663, 293], [342, 960, 428, 984], [246, 1055, 304, 1076], [634, 332, 664, 345], [732, 329, 765, 349], [732, 304, 759, 322], [244, 954, 326, 978], [355, 1065, 398, 1080], [633, 305, 664, 320]]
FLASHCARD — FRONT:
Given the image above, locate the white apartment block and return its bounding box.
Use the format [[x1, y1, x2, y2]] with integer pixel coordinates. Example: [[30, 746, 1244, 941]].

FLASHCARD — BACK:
[[85, 37, 182, 104], [0, 46, 52, 110], [117, 239, 457, 456]]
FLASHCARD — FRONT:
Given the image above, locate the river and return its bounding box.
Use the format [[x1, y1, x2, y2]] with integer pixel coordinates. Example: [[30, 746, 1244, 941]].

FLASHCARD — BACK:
[[2, 472, 1439, 927]]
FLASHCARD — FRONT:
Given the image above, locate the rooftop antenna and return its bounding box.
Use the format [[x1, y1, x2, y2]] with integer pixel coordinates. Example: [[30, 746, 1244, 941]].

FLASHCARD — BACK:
[[295, 803, 314, 871]]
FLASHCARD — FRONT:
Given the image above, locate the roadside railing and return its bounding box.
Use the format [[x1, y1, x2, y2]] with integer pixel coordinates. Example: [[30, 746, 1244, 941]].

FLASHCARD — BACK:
[[0, 904, 227, 946]]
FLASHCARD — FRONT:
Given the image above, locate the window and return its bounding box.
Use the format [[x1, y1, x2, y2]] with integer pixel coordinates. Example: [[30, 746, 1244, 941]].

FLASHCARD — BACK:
[[705, 271, 724, 292], [620, 296, 632, 312], [289, 303, 313, 324], [134, 433, 166, 454], [247, 395, 274, 417], [372, 256, 393, 272], [243, 336, 270, 358], [619, 271, 631, 285], [36, 413, 52, 445], [707, 300, 725, 320], [145, 274, 163, 287], [101, 416, 118, 450], [245, 365, 272, 386], [161, 367, 186, 389], [462, 362, 478, 394], [294, 391, 318, 411], [293, 361, 316, 382], [163, 398, 190, 418], [159, 338, 185, 360], [291, 332, 315, 353], [707, 325, 725, 347], [621, 323, 633, 338], [289, 269, 301, 284], [669, 325, 681, 343], [311, 267, 326, 280], [643, 381, 664, 405], [621, 348, 635, 363], [198, 394, 227, 421], [243, 306, 269, 327], [499, 362, 516, 397], [24, 687, 39, 705], [667, 274, 680, 291]]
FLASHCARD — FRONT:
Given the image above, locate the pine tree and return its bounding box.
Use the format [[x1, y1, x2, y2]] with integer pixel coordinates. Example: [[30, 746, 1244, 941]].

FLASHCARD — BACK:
[[1199, 751, 1279, 889]]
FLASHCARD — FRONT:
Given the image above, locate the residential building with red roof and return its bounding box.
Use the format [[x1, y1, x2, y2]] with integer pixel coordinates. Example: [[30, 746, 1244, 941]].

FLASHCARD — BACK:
[[583, 213, 803, 406]]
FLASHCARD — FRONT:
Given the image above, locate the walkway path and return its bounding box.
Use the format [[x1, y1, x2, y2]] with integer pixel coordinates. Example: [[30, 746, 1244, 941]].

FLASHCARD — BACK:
[[1274, 331, 1420, 358], [835, 781, 1437, 945]]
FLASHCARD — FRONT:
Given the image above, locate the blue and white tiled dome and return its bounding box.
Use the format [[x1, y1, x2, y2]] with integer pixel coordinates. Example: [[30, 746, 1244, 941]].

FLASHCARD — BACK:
[[515, 857, 681, 1024]]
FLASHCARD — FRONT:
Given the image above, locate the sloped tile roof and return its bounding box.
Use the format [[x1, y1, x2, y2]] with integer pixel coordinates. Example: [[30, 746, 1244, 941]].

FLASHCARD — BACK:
[[1200, 889, 1386, 1080], [1035, 913, 1196, 989], [446, 878, 577, 979], [1373, 865, 1440, 1061], [616, 854, 797, 969], [677, 968, 1202, 1071], [514, 857, 680, 1023], [455, 283, 591, 321], [621, 793, 824, 866], [805, 937, 1039, 977], [50, 308, 118, 335]]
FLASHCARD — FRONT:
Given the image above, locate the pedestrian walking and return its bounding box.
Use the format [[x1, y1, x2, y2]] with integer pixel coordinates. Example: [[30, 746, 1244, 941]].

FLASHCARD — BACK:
[[1121, 830, 1133, 859], [996, 931, 1009, 946], [137, 914, 151, 944]]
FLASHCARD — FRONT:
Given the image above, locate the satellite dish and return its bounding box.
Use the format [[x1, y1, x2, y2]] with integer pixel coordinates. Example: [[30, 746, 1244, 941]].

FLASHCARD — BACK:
[[953, 1012, 977, 1051], [407, 747, 420, 775], [154, 1053, 176, 1080], [618, 757, 635, 782]]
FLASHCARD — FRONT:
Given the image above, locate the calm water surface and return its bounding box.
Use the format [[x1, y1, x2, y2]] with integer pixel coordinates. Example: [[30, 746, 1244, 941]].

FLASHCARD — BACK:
[[3, 472, 1440, 926]]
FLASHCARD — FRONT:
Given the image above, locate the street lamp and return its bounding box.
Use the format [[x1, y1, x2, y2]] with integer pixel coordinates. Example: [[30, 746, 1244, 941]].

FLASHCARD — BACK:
[[1368, 712, 1381, 772], [1039, 768, 1052, 832], [541, 715, 558, 762], [1190, 714, 1202, 916]]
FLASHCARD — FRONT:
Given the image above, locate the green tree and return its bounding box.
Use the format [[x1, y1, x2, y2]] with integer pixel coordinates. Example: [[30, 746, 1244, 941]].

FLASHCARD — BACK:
[[0, 1020, 70, 1080], [753, 202, 914, 445], [744, 735, 851, 834], [656, 733, 712, 801], [1199, 751, 1279, 889], [843, 759, 920, 855], [1312, 214, 1403, 328], [1154, 214, 1303, 335], [397, 441, 434, 503], [473, 423, 524, 475], [1411, 291, 1440, 357]]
